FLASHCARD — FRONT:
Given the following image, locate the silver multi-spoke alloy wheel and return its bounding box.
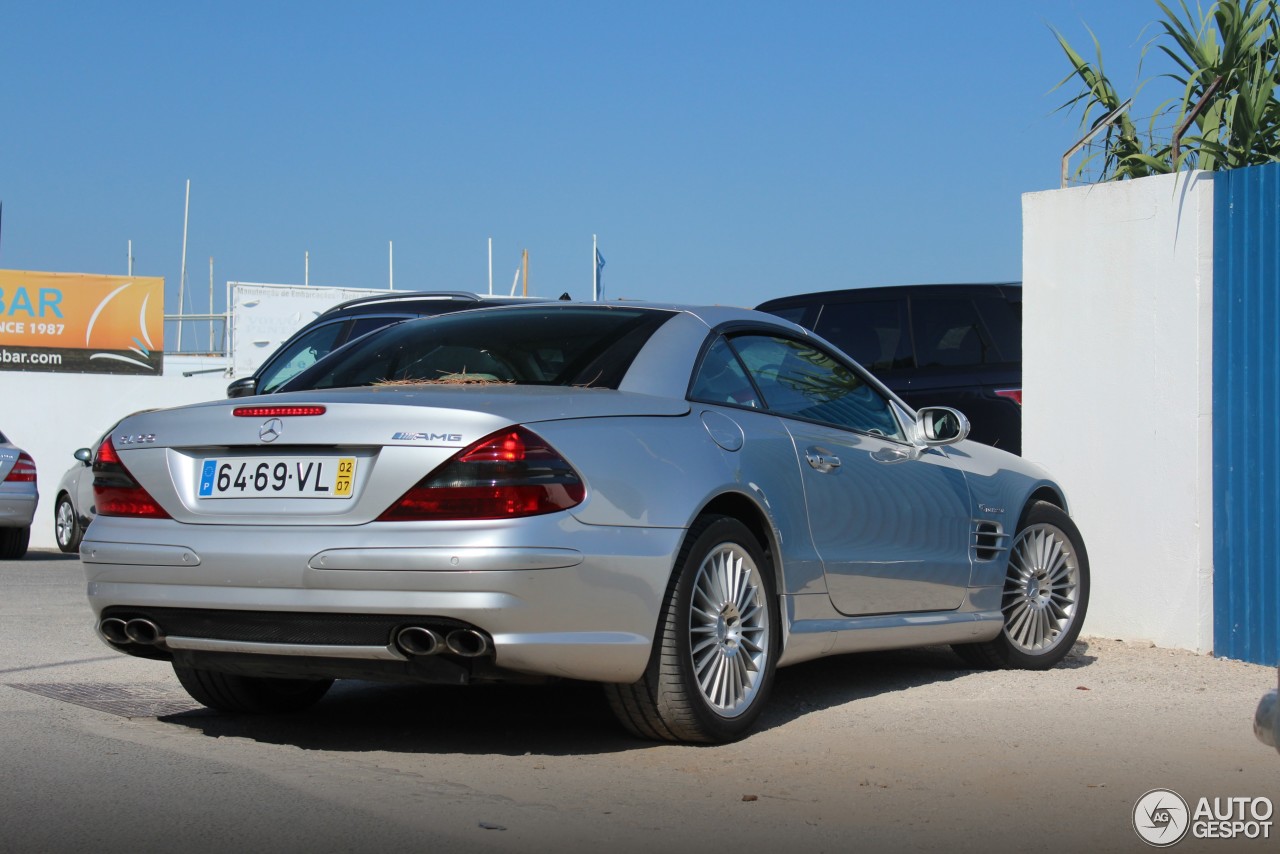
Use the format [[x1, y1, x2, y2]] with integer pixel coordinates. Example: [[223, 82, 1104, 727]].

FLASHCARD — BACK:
[[689, 541, 770, 717], [604, 514, 778, 743], [1002, 522, 1081, 655], [55, 496, 80, 553]]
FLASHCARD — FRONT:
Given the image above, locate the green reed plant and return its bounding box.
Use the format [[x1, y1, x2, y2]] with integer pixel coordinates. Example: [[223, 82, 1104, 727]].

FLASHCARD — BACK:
[[1055, 0, 1280, 179]]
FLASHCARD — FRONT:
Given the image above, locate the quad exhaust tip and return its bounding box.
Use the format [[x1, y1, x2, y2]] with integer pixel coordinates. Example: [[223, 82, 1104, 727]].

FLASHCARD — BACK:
[[395, 626, 444, 657], [445, 628, 490, 658], [100, 616, 492, 658], [394, 626, 491, 658], [100, 617, 164, 646], [99, 617, 130, 645]]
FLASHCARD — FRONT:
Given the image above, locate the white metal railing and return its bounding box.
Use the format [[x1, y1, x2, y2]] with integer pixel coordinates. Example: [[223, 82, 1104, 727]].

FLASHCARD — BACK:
[[163, 312, 229, 356]]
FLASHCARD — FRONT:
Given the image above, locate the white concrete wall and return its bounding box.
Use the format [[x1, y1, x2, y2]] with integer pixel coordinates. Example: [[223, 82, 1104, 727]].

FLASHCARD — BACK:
[[1022, 172, 1215, 652], [1, 358, 230, 551]]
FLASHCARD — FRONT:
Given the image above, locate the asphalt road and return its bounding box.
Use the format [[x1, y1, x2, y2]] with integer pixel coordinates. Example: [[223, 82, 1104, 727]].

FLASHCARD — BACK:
[[2, 550, 1276, 854]]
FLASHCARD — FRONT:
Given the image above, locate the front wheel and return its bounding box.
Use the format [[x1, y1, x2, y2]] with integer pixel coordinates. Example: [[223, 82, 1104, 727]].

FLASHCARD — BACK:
[[954, 501, 1089, 670], [55, 496, 81, 553], [604, 515, 778, 743], [173, 665, 333, 714]]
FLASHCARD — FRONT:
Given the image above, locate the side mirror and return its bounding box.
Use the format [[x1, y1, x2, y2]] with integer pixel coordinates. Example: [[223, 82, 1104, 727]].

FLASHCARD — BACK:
[[74, 447, 93, 465], [226, 377, 258, 399], [915, 407, 970, 446]]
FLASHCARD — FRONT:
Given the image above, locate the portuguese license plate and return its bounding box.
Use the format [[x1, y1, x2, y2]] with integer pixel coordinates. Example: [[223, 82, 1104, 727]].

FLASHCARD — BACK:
[[198, 456, 356, 499]]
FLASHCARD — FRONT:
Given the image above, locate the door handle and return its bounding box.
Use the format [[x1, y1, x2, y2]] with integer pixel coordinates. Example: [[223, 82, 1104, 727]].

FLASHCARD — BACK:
[[805, 451, 841, 473], [871, 446, 912, 463]]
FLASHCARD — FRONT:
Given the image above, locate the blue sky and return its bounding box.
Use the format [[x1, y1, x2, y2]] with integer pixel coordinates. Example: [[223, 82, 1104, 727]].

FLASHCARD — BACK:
[[1, 1, 1170, 325]]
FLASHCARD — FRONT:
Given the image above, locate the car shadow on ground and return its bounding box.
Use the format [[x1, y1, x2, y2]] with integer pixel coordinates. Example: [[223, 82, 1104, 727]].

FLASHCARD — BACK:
[[16, 549, 81, 562], [759, 639, 1095, 733], [159, 641, 1096, 756]]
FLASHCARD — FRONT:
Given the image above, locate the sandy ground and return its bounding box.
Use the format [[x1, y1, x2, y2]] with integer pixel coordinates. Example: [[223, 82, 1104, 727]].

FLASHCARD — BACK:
[[2, 551, 1276, 854]]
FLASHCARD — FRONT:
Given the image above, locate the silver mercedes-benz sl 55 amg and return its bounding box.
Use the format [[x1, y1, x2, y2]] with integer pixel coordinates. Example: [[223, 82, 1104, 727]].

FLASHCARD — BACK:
[[82, 302, 1088, 743]]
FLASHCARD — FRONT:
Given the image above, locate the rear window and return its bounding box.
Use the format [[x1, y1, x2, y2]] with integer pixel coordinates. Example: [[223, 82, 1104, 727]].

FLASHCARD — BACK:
[[283, 305, 673, 391]]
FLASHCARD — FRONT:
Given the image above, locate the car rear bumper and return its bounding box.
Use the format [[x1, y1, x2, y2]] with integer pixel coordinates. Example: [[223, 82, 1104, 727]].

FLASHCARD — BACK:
[[0, 492, 37, 527], [82, 515, 684, 684]]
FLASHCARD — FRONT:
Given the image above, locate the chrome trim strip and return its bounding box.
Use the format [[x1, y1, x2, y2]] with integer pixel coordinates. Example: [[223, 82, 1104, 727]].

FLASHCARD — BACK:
[[308, 546, 584, 572]]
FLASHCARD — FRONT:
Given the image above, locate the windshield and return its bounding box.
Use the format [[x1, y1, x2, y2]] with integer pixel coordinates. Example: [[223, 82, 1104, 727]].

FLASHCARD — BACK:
[[281, 305, 674, 391]]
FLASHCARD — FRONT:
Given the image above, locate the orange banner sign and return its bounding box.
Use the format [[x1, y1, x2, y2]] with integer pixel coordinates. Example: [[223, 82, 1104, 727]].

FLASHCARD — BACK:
[[0, 270, 164, 374]]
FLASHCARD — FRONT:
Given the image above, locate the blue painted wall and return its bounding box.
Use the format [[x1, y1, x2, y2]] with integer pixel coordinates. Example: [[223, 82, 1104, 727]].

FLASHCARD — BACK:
[[1213, 163, 1280, 666]]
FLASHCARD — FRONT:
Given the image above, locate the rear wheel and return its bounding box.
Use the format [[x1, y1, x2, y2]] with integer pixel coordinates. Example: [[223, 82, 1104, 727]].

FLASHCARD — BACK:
[[953, 501, 1089, 670], [605, 515, 778, 743], [173, 665, 333, 714], [0, 526, 30, 559], [55, 496, 81, 553]]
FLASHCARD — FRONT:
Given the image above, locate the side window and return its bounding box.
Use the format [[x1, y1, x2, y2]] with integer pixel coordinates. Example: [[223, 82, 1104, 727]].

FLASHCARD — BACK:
[[811, 298, 912, 372], [972, 295, 1020, 364], [689, 336, 761, 408], [728, 334, 904, 440], [346, 315, 405, 342], [258, 322, 347, 393], [909, 297, 995, 368]]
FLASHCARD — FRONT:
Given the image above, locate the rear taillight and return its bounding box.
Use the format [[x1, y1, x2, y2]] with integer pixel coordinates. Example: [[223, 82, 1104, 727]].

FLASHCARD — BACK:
[[378, 426, 585, 521], [2, 452, 37, 484], [995, 388, 1022, 406], [92, 435, 170, 518]]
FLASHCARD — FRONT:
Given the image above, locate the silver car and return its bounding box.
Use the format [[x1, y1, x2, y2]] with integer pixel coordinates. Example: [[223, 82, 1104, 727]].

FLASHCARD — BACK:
[[0, 429, 38, 559], [54, 413, 154, 553], [82, 303, 1090, 743], [54, 444, 96, 553]]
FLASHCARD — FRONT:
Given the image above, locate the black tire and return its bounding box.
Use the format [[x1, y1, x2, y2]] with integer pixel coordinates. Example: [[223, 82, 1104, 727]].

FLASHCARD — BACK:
[[0, 526, 30, 559], [54, 495, 81, 553], [953, 501, 1090, 670], [604, 515, 779, 744], [173, 664, 333, 714]]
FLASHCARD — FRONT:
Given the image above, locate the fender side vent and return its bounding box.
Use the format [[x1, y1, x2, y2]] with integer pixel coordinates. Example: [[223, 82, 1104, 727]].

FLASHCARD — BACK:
[[972, 521, 1009, 562]]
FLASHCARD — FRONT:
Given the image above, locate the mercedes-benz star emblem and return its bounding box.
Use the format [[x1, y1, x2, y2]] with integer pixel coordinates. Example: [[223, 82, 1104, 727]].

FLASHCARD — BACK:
[[259, 418, 284, 443]]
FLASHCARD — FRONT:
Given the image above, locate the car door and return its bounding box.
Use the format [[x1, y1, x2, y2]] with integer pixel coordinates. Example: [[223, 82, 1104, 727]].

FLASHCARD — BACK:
[[726, 332, 974, 616]]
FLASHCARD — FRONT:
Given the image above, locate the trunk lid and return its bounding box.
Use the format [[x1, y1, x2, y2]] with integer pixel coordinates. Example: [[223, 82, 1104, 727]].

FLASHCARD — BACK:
[[107, 386, 688, 525]]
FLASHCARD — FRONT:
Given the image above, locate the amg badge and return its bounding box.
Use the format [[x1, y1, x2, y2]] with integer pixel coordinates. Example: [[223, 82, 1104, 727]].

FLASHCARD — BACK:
[[392, 432, 463, 442]]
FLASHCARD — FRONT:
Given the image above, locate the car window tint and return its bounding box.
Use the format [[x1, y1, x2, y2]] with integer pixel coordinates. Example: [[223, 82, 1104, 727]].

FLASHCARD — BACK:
[[689, 336, 761, 408], [259, 321, 348, 393], [811, 298, 912, 371], [288, 306, 673, 391], [909, 297, 996, 368], [973, 296, 1020, 363], [346, 315, 407, 342], [728, 334, 903, 440]]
